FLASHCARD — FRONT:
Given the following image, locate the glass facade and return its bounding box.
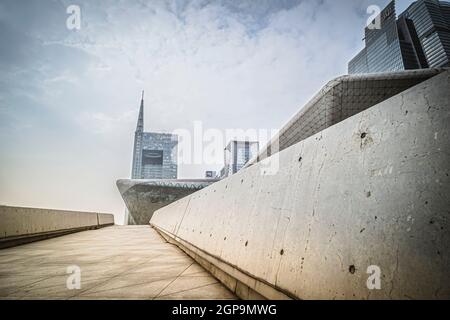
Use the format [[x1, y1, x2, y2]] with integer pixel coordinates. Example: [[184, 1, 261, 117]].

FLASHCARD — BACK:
[[397, 16, 430, 68], [220, 141, 259, 179], [348, 48, 369, 74], [131, 95, 178, 180], [349, 0, 450, 74], [349, 1, 405, 74], [139, 133, 178, 179], [401, 0, 450, 67]]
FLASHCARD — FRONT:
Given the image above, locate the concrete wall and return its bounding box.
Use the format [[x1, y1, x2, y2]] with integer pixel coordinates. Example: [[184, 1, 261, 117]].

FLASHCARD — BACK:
[[151, 70, 450, 300], [0, 206, 114, 248], [97, 213, 115, 226]]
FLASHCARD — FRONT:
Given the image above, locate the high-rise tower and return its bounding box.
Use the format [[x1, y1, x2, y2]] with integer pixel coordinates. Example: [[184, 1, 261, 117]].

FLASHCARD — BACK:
[[348, 0, 450, 74], [400, 0, 450, 68], [131, 91, 144, 179], [130, 92, 178, 180], [219, 140, 259, 179]]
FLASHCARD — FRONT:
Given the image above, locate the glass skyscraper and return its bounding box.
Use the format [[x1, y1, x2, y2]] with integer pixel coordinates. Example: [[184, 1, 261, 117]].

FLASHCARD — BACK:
[[131, 92, 178, 180], [348, 0, 450, 74], [400, 0, 450, 68], [220, 140, 259, 179]]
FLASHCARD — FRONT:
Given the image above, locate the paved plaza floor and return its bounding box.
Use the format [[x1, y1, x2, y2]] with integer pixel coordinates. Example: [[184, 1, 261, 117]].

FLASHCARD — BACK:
[[0, 225, 236, 300]]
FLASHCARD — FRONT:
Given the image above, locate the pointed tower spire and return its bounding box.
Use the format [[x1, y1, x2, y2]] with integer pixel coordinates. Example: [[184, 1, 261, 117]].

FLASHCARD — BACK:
[[136, 90, 144, 132], [131, 91, 145, 180]]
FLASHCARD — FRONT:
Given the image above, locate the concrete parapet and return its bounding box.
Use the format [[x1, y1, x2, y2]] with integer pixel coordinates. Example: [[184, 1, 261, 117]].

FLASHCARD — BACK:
[[97, 213, 115, 226], [151, 70, 450, 299], [0, 205, 114, 248]]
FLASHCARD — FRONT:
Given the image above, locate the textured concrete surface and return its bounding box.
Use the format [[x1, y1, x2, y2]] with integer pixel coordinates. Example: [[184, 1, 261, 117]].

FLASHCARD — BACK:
[[0, 226, 235, 300], [117, 179, 218, 225], [151, 70, 450, 299], [0, 206, 114, 248], [247, 68, 444, 166]]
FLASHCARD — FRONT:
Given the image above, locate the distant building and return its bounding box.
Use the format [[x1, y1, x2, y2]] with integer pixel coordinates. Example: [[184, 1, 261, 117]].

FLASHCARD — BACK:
[[348, 0, 450, 74], [220, 140, 259, 179], [131, 92, 178, 180], [118, 179, 218, 225], [205, 171, 217, 179]]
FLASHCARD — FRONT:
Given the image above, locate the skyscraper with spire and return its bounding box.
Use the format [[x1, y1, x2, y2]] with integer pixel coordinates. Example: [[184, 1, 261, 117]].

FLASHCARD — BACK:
[[120, 92, 214, 225], [131, 91, 178, 180]]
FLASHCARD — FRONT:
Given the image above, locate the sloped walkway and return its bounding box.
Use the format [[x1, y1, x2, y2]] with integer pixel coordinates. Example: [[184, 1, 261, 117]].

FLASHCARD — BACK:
[[0, 225, 236, 300]]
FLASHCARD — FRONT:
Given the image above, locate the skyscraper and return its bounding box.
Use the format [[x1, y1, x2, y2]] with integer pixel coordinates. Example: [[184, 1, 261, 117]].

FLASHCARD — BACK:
[[220, 140, 259, 179], [400, 0, 450, 68], [348, 0, 450, 74], [131, 92, 178, 180]]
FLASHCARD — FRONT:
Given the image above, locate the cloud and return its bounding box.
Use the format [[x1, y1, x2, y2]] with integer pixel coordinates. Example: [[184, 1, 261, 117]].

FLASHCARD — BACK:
[[76, 110, 136, 135], [0, 0, 401, 223]]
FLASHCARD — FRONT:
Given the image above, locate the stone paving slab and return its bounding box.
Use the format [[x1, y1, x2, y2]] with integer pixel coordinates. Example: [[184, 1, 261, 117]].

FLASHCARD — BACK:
[[0, 226, 236, 300]]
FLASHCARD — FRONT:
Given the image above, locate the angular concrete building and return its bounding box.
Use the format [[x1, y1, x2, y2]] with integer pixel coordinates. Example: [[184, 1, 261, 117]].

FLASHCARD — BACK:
[[117, 179, 218, 225]]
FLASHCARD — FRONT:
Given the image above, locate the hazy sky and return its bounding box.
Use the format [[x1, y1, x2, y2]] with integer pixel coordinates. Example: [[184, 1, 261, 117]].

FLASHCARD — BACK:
[[0, 0, 415, 223]]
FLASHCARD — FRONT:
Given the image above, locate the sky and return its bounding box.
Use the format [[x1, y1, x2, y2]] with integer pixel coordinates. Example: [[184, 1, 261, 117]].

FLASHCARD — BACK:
[[0, 0, 415, 224]]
